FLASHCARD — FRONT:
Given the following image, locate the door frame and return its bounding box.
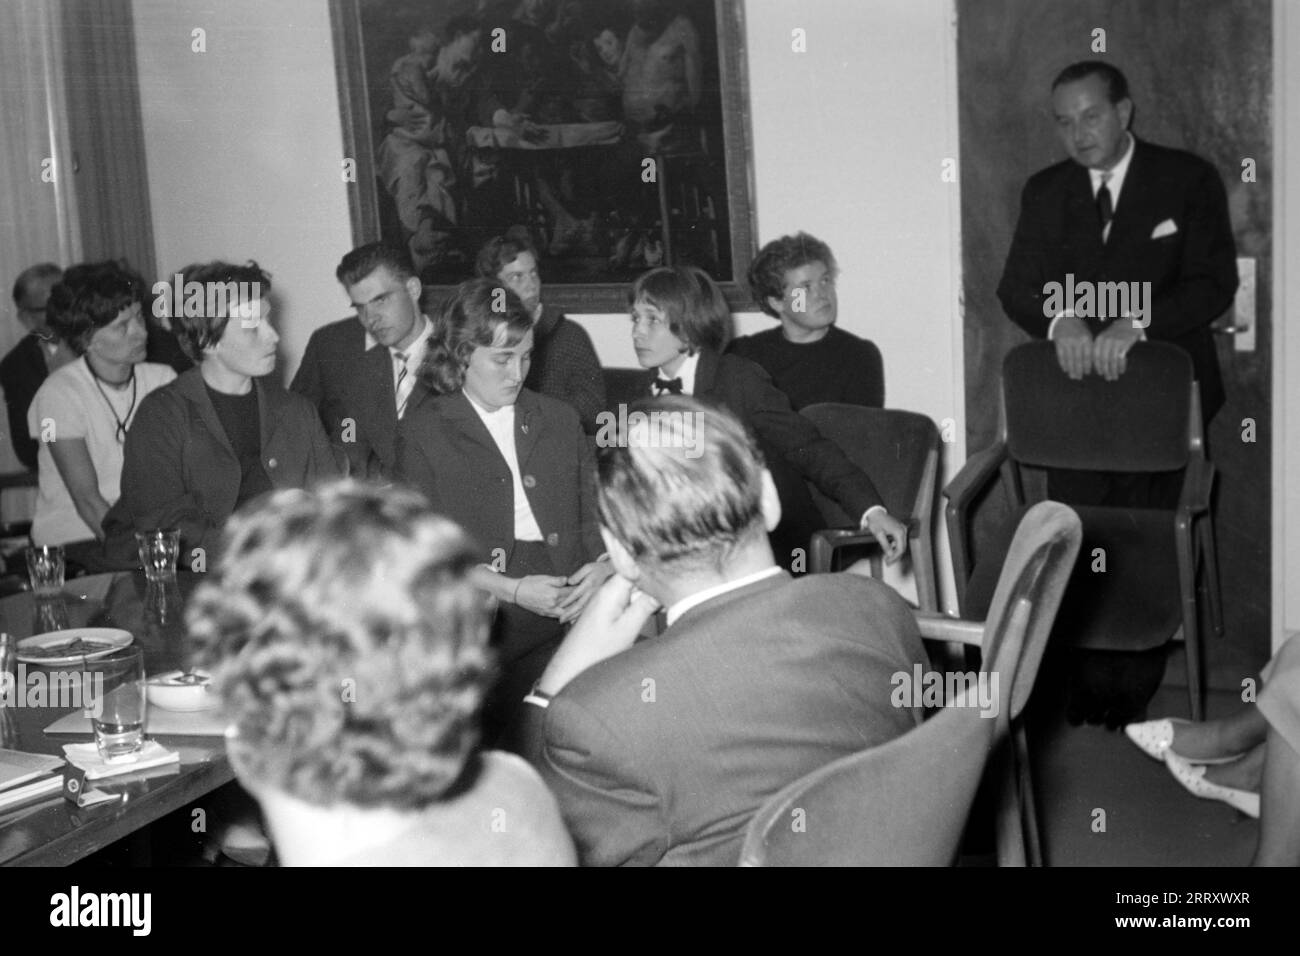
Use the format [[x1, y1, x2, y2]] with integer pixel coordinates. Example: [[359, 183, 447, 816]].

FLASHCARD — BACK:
[[1272, 0, 1299, 653]]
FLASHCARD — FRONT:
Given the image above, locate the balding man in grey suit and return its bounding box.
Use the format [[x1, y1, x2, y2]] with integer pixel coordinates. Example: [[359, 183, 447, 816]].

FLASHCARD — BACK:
[[523, 397, 928, 866]]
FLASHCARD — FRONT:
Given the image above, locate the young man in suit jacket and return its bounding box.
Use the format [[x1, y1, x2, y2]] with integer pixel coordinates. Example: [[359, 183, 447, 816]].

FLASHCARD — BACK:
[[997, 60, 1238, 507], [292, 243, 434, 480], [626, 265, 908, 571], [523, 397, 929, 866]]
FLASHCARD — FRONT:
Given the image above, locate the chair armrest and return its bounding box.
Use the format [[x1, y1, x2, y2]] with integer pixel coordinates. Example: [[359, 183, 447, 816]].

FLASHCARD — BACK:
[[913, 611, 986, 648], [943, 442, 1008, 606], [1178, 459, 1214, 516], [942, 441, 1007, 509]]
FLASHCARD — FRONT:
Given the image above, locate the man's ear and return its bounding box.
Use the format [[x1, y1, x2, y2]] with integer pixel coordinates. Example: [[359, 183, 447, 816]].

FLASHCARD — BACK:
[[405, 275, 423, 308], [759, 467, 783, 533], [1117, 97, 1134, 130], [766, 295, 785, 318], [600, 526, 639, 581]]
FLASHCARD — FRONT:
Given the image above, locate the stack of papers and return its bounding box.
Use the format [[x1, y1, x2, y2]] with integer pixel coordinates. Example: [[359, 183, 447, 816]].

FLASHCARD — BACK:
[[61, 741, 179, 780], [0, 748, 66, 811]]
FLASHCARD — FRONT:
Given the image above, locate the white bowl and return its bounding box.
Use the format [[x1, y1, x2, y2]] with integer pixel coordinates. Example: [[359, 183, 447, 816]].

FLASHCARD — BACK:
[[146, 670, 216, 712]]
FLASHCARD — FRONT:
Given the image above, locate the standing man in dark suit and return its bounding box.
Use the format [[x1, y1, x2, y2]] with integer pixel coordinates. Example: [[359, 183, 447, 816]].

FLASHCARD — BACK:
[[523, 396, 928, 866], [997, 60, 1238, 508], [996, 61, 1238, 727], [2, 264, 69, 470], [476, 234, 606, 434], [292, 243, 435, 479]]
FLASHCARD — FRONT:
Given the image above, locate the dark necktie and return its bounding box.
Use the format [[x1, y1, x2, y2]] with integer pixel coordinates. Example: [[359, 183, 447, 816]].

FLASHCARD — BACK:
[[1096, 174, 1113, 236], [652, 376, 683, 395]]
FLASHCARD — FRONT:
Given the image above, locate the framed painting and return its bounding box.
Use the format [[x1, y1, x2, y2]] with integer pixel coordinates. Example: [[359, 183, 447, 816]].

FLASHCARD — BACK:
[[330, 0, 757, 311]]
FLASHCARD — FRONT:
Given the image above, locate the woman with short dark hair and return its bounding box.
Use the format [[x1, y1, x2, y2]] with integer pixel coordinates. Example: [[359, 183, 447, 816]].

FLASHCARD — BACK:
[[29, 261, 176, 565], [102, 261, 342, 568]]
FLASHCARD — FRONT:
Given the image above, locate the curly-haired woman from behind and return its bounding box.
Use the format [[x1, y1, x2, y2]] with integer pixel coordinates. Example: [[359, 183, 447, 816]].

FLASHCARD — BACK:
[[187, 480, 576, 866]]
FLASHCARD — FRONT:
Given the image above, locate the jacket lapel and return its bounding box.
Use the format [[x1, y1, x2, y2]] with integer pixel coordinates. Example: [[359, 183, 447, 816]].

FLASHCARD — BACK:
[[441, 390, 512, 471], [512, 389, 542, 469], [692, 349, 719, 399], [1064, 165, 1105, 265], [176, 369, 236, 460], [256, 376, 291, 454]]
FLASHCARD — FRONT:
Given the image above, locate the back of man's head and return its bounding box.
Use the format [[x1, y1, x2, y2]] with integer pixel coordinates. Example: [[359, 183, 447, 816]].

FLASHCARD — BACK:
[[597, 396, 766, 573], [12, 263, 63, 310]]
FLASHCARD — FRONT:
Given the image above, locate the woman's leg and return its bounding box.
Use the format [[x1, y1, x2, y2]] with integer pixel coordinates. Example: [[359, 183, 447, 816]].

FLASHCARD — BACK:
[[1169, 704, 1270, 760], [1251, 727, 1300, 866]]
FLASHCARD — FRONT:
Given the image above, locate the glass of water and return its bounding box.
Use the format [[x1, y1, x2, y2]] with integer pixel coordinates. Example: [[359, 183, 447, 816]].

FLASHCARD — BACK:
[[90, 646, 147, 760], [25, 545, 65, 597], [135, 529, 180, 582]]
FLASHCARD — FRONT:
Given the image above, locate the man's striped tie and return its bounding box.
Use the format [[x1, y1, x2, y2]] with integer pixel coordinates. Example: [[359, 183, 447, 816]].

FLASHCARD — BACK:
[[394, 351, 411, 418]]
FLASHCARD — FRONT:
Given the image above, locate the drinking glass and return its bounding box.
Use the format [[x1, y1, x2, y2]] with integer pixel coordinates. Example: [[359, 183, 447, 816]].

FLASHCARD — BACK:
[[90, 646, 147, 760], [25, 545, 65, 597], [135, 529, 180, 582]]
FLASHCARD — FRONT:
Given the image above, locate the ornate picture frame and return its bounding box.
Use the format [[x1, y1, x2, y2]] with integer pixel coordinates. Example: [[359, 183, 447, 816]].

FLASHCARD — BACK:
[[329, 0, 757, 312]]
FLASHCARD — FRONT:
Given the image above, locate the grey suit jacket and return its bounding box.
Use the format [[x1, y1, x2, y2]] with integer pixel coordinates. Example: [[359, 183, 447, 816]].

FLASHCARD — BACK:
[[532, 571, 929, 866]]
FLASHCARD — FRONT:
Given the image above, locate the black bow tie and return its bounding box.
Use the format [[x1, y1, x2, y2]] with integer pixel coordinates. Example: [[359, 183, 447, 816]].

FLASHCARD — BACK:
[[652, 376, 684, 395]]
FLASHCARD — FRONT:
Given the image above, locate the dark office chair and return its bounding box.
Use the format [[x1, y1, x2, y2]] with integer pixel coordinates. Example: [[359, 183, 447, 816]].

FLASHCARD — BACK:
[[944, 341, 1222, 721], [739, 501, 1081, 866], [800, 404, 940, 610]]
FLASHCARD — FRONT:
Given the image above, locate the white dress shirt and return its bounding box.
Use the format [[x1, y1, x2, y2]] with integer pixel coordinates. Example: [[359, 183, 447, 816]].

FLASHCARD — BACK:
[[367, 315, 434, 418], [464, 392, 544, 542], [665, 566, 784, 627], [654, 350, 701, 395]]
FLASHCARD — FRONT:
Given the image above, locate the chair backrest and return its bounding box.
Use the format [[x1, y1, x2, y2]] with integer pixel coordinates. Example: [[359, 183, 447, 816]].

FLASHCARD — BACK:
[[738, 700, 996, 866], [602, 368, 650, 412], [976, 500, 1082, 723], [800, 404, 939, 527], [738, 500, 1080, 866], [1002, 342, 1193, 472]]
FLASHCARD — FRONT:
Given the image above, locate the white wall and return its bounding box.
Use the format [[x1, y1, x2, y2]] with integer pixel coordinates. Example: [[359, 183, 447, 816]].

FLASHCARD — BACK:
[[132, 0, 353, 383], [1275, 0, 1300, 650]]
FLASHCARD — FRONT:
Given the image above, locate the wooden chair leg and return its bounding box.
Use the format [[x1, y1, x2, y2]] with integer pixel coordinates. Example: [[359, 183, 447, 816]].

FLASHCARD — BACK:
[[1175, 519, 1204, 721]]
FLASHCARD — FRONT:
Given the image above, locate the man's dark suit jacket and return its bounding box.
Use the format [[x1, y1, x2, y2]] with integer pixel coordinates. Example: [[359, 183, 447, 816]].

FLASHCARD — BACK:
[[0, 336, 49, 470], [292, 317, 426, 480], [997, 137, 1238, 419], [394, 386, 603, 579], [530, 570, 929, 866], [642, 349, 884, 561]]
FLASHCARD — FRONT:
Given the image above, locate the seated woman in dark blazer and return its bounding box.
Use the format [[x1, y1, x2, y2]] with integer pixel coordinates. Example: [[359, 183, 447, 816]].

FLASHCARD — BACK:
[[103, 261, 343, 568], [395, 278, 610, 749], [627, 265, 908, 569]]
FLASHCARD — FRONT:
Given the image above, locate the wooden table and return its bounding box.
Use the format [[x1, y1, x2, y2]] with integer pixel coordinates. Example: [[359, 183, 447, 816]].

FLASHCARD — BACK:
[[0, 572, 232, 866]]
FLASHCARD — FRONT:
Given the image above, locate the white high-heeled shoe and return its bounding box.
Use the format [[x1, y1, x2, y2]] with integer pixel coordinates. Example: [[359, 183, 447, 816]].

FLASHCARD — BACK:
[[1123, 718, 1241, 765], [1164, 753, 1260, 819]]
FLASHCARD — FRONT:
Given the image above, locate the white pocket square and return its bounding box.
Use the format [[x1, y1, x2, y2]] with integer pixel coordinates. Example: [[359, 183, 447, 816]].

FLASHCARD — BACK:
[[1151, 219, 1179, 239]]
